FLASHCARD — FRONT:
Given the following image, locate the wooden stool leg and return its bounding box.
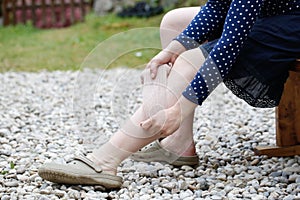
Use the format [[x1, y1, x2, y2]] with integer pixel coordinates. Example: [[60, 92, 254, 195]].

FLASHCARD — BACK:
[[254, 68, 300, 157], [276, 72, 298, 147], [253, 145, 300, 157], [294, 74, 300, 144]]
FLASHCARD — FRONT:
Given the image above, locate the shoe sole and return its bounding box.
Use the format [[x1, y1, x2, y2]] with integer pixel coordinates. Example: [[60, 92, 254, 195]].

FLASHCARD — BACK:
[[132, 155, 199, 167], [38, 168, 122, 189]]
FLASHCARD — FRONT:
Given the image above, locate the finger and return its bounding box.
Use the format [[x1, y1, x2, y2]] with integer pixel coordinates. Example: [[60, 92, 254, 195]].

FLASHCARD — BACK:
[[149, 67, 157, 79], [141, 68, 151, 84], [149, 62, 158, 79], [146, 59, 156, 69], [170, 54, 178, 64], [140, 118, 152, 130], [140, 74, 144, 84], [166, 63, 172, 77]]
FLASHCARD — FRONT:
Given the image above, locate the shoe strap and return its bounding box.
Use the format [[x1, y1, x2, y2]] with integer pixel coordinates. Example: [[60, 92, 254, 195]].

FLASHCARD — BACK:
[[74, 154, 103, 173]]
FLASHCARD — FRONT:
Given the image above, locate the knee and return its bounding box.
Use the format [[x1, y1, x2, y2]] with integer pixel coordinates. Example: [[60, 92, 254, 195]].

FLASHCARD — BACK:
[[171, 49, 205, 80], [160, 9, 182, 31], [176, 49, 205, 69], [175, 51, 196, 70], [160, 7, 199, 32]]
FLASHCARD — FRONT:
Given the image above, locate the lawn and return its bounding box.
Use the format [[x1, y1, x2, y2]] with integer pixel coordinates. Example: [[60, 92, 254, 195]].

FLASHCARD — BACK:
[[0, 13, 164, 72]]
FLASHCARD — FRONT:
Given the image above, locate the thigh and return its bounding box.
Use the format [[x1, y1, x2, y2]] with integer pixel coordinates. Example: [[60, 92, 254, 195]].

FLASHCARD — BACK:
[[161, 7, 201, 31], [160, 7, 201, 48]]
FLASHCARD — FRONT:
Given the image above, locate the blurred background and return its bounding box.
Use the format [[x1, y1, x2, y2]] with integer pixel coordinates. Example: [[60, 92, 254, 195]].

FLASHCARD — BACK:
[[0, 0, 207, 72]]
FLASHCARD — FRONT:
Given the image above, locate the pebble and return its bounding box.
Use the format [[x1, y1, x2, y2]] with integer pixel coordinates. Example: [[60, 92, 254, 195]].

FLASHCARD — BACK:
[[140, 194, 151, 200], [0, 128, 10, 137], [38, 197, 50, 200], [1, 195, 10, 200], [184, 171, 195, 177], [40, 189, 51, 195], [215, 182, 225, 189], [17, 175, 29, 182], [68, 190, 80, 199], [216, 174, 227, 181], [179, 189, 193, 199], [283, 195, 296, 200], [270, 171, 282, 177], [0, 70, 299, 199], [24, 186, 35, 192], [211, 195, 223, 200], [16, 166, 26, 174], [178, 180, 188, 190], [4, 181, 19, 187], [250, 159, 260, 165], [161, 182, 176, 190], [283, 167, 300, 173]]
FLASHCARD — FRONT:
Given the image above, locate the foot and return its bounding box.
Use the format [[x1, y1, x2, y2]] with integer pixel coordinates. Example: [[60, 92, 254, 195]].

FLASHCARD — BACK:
[[131, 140, 199, 166], [160, 137, 197, 157], [38, 154, 122, 188]]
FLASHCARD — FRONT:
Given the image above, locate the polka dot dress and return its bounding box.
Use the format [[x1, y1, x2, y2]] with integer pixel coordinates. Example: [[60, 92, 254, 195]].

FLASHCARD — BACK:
[[176, 0, 300, 105]]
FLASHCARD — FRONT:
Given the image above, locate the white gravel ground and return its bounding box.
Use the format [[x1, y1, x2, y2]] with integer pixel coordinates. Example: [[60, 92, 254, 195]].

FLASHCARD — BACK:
[[0, 69, 299, 200]]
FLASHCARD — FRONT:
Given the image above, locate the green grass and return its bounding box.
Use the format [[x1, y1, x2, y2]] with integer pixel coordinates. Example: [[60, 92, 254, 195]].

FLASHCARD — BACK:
[[0, 13, 164, 72]]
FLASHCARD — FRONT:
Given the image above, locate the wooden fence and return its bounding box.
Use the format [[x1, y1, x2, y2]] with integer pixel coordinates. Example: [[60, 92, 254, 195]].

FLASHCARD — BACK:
[[2, 0, 93, 28]]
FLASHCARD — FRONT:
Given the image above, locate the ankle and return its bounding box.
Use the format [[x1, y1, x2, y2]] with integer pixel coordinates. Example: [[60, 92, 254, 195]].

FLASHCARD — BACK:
[[160, 138, 196, 156], [88, 141, 132, 175], [87, 153, 117, 175]]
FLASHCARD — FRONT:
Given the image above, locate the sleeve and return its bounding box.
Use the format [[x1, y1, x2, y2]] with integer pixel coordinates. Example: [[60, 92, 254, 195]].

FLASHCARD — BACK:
[[182, 0, 263, 105], [174, 0, 232, 50]]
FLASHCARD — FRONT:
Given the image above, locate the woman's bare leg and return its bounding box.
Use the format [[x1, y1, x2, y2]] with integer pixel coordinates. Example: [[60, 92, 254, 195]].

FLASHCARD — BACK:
[[160, 7, 200, 48], [91, 7, 203, 174], [159, 7, 201, 156], [92, 48, 205, 175]]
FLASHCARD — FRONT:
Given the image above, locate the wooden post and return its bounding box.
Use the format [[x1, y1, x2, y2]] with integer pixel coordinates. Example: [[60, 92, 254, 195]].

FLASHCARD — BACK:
[[254, 60, 300, 157], [293, 63, 300, 144], [2, 0, 9, 26], [31, 0, 36, 26], [276, 71, 298, 146], [41, 0, 46, 27], [21, 0, 26, 24], [60, 0, 65, 25], [11, 0, 17, 25], [70, 0, 75, 24], [50, 0, 55, 26], [79, 0, 84, 22]]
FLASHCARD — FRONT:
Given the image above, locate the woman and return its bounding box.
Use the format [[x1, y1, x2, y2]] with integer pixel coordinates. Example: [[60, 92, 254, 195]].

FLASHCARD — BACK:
[[39, 0, 300, 188]]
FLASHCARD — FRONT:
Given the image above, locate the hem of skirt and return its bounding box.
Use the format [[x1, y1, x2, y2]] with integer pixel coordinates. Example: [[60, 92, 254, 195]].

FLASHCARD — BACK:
[[223, 79, 278, 108], [199, 46, 209, 58], [182, 91, 202, 106]]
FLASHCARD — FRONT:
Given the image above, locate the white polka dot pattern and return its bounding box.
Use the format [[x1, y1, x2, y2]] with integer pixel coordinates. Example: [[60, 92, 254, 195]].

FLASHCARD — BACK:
[[176, 0, 231, 49], [178, 0, 300, 105]]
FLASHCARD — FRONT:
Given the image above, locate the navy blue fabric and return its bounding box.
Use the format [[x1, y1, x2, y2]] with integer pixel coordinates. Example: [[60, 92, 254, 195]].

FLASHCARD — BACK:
[[178, 0, 300, 106], [200, 12, 300, 107]]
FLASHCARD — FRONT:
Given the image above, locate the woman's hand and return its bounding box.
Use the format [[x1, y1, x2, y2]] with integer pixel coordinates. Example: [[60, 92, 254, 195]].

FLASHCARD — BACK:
[[140, 104, 181, 138], [140, 96, 197, 137], [146, 50, 177, 79], [141, 40, 186, 83]]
